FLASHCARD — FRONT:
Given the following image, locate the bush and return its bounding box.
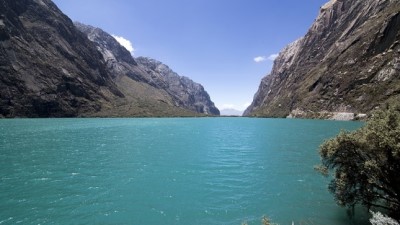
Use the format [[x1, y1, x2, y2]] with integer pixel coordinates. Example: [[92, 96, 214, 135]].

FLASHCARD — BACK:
[[316, 106, 400, 220]]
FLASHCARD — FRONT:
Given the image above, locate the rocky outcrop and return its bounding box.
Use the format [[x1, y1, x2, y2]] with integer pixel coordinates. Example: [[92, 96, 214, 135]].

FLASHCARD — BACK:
[[75, 23, 219, 116], [0, 0, 123, 117], [244, 0, 400, 119], [135, 57, 220, 115], [0, 0, 219, 117]]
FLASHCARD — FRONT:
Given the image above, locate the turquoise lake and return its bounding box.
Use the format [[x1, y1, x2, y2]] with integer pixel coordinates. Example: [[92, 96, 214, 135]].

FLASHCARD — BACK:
[[0, 118, 369, 224]]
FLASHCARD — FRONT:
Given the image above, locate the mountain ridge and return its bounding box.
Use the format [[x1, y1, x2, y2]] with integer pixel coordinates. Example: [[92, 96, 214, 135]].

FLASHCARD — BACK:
[[0, 0, 219, 117], [244, 0, 400, 119], [75, 23, 220, 116], [135, 56, 220, 115]]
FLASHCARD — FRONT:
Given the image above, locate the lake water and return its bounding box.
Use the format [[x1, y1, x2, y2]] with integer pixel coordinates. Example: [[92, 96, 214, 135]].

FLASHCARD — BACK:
[[0, 118, 369, 225]]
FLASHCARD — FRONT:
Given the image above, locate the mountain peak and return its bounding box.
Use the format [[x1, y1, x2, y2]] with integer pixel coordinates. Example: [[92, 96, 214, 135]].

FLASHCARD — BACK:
[[320, 0, 337, 11], [135, 56, 220, 115], [76, 23, 219, 116]]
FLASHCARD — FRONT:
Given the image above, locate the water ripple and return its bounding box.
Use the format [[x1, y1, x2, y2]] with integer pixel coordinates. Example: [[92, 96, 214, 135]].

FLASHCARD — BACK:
[[0, 118, 367, 225]]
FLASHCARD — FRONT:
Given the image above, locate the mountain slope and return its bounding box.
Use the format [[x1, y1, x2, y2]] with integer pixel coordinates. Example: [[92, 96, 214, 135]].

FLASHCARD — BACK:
[[75, 23, 220, 116], [135, 57, 220, 115], [0, 0, 219, 117], [73, 22, 188, 117], [0, 0, 123, 117], [244, 0, 400, 119]]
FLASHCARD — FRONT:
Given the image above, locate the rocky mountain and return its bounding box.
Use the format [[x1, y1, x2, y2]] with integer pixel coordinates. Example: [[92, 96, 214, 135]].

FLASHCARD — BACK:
[[0, 0, 219, 117], [75, 23, 219, 116], [0, 0, 123, 117], [244, 0, 400, 119], [135, 57, 220, 115]]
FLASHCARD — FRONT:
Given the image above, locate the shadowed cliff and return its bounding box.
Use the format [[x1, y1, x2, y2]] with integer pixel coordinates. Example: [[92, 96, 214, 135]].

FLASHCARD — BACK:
[[0, 0, 219, 117]]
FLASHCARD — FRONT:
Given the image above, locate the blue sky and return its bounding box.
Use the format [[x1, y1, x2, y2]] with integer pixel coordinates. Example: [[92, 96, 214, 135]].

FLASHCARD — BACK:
[[53, 0, 328, 111]]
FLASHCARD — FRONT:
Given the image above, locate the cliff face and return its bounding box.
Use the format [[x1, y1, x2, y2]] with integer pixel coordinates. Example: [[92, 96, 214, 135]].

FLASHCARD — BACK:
[[0, 0, 123, 117], [0, 0, 219, 117], [244, 0, 400, 118], [75, 24, 220, 116], [135, 57, 220, 115]]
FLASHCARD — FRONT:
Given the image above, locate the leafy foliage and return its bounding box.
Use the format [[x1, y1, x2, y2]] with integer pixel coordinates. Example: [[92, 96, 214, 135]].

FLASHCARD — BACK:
[[316, 106, 400, 219]]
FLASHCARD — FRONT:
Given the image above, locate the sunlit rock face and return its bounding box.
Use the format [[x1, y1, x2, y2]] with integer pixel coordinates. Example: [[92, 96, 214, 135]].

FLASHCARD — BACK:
[[76, 24, 219, 116], [245, 0, 400, 119], [0, 0, 219, 117], [135, 57, 220, 115]]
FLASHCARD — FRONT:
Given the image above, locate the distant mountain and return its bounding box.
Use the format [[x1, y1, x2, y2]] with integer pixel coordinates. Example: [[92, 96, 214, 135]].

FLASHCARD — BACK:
[[220, 108, 243, 116], [135, 57, 220, 115], [0, 0, 219, 117], [244, 0, 400, 119], [75, 23, 219, 116]]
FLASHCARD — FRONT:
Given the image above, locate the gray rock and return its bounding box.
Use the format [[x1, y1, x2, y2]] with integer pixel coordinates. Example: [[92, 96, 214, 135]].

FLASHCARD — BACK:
[[136, 57, 220, 115], [0, 0, 219, 117], [76, 23, 219, 116], [0, 0, 122, 117], [245, 0, 400, 118]]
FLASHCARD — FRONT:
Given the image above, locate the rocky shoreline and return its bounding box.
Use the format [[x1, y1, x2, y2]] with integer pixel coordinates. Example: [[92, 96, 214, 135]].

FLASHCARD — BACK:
[[286, 109, 368, 121]]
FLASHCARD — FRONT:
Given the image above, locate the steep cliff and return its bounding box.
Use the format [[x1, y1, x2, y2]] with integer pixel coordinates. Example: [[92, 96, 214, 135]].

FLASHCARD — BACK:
[[135, 57, 220, 115], [0, 0, 123, 117], [244, 0, 400, 119], [0, 0, 219, 117], [75, 23, 219, 116]]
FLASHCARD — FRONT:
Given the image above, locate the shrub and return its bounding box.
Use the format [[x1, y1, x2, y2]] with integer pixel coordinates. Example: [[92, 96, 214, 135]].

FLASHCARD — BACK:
[[316, 106, 400, 220]]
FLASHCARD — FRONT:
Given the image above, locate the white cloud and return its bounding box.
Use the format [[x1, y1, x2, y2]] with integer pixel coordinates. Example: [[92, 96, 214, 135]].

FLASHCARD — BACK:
[[254, 53, 279, 63], [112, 35, 135, 54], [267, 53, 279, 60], [254, 56, 267, 63]]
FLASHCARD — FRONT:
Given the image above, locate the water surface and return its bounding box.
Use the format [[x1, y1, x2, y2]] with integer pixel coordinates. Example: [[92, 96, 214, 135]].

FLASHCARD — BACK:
[[0, 118, 367, 224]]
